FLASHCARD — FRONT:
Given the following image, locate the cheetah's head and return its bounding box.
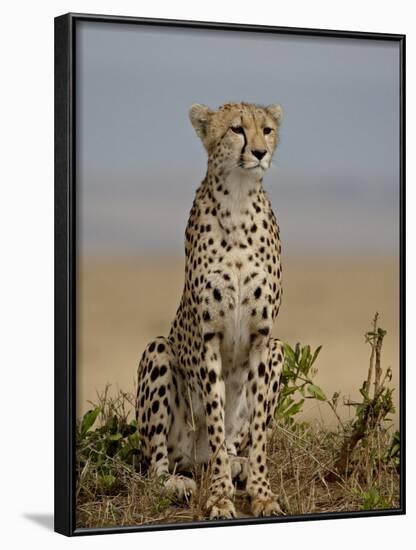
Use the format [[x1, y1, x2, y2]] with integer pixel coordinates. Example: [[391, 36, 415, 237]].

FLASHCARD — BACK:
[[189, 102, 282, 177]]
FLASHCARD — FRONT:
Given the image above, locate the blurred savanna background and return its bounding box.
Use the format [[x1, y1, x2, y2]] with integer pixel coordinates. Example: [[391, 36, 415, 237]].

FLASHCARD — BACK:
[[77, 22, 400, 425], [75, 21, 401, 526]]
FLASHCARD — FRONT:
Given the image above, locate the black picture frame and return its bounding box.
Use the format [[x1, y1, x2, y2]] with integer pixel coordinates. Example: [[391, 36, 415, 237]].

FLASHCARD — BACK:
[[54, 12, 406, 537]]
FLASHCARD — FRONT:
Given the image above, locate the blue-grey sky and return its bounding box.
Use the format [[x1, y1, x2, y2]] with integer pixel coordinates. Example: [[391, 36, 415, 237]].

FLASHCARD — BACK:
[[76, 21, 400, 257]]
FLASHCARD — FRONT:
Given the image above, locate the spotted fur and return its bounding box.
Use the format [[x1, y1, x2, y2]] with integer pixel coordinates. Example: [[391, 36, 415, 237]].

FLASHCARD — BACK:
[[136, 102, 284, 518]]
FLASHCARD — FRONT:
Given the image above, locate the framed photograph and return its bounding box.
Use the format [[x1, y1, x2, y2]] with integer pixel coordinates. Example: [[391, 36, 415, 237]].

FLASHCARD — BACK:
[[54, 12, 405, 536]]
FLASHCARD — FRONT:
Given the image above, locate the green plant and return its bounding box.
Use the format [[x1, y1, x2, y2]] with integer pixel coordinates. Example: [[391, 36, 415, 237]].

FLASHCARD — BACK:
[[384, 430, 400, 471], [76, 388, 142, 494], [359, 488, 390, 510], [330, 313, 396, 478], [275, 342, 341, 427], [274, 342, 321, 426]]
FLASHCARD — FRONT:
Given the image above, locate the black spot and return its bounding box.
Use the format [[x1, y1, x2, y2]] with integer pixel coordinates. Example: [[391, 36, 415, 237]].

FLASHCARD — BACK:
[[149, 342, 156, 353], [204, 332, 216, 342], [158, 385, 166, 397], [258, 362, 266, 377], [155, 452, 164, 462], [156, 423, 163, 434], [213, 288, 222, 301], [254, 287, 262, 299], [150, 366, 160, 382], [203, 310, 211, 322], [159, 365, 167, 376], [157, 343, 165, 353], [259, 327, 270, 336], [152, 400, 160, 414], [208, 370, 217, 384]]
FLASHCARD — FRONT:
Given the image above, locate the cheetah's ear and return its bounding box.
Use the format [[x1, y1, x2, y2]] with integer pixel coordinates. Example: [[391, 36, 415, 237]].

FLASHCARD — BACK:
[[189, 104, 211, 141], [266, 104, 283, 126]]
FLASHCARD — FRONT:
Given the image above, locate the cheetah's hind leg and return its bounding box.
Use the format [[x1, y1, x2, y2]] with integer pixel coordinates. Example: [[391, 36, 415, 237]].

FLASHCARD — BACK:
[[136, 336, 196, 501]]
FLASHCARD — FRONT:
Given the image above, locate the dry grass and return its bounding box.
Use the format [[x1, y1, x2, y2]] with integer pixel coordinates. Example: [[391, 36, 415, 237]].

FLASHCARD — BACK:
[[76, 317, 400, 529], [76, 396, 400, 529]]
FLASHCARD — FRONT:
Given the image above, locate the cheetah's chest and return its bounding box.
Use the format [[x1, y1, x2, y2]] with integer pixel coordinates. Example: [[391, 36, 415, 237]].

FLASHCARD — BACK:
[[215, 254, 271, 367]]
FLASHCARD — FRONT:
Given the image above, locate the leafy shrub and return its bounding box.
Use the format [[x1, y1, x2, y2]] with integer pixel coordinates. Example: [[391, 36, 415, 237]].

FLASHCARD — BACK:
[[275, 342, 339, 426], [76, 391, 142, 493]]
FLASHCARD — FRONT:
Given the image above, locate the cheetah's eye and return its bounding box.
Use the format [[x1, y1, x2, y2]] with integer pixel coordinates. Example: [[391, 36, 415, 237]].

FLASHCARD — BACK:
[[263, 127, 272, 135], [231, 126, 244, 135]]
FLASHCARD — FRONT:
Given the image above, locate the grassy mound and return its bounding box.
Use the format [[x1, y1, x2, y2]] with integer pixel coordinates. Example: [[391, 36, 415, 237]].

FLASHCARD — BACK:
[[76, 315, 400, 528]]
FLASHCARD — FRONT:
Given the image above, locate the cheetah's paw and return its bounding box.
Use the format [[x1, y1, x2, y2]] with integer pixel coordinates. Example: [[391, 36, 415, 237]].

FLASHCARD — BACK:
[[251, 495, 283, 517], [207, 497, 236, 520], [164, 475, 196, 501]]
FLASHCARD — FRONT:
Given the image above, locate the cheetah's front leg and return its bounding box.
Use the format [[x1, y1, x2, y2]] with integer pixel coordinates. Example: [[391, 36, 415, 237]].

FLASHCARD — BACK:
[[201, 334, 236, 519], [246, 333, 282, 517]]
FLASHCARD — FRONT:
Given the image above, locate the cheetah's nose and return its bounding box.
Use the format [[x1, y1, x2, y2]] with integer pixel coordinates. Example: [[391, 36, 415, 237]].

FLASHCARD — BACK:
[[252, 149, 267, 160]]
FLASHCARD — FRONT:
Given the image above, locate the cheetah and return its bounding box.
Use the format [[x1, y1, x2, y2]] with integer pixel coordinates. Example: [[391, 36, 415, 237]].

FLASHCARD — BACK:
[[135, 102, 285, 519]]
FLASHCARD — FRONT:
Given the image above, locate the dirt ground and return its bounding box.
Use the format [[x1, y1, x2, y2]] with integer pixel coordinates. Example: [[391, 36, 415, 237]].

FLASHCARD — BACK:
[[77, 255, 400, 426]]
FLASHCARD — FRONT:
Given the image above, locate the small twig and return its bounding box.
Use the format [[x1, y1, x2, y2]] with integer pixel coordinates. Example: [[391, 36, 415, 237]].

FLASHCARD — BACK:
[[365, 313, 378, 393]]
